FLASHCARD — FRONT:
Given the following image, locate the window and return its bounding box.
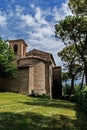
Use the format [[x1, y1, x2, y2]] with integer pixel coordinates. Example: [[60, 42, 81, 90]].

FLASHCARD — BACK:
[[14, 44, 18, 55]]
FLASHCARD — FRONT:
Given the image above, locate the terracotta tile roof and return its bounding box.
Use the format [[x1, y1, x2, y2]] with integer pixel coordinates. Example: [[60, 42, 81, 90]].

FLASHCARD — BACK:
[[26, 49, 56, 66]]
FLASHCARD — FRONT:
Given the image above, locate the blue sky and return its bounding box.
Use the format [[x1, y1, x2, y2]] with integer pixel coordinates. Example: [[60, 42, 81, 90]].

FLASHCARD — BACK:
[[0, 0, 72, 65]]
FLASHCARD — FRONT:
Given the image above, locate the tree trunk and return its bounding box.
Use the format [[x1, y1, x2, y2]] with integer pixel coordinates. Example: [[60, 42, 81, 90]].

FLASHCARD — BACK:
[[70, 77, 74, 95], [84, 64, 87, 86], [80, 72, 84, 90]]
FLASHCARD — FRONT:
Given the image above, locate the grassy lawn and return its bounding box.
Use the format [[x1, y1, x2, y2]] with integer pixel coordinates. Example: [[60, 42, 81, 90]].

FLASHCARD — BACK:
[[0, 92, 87, 130]]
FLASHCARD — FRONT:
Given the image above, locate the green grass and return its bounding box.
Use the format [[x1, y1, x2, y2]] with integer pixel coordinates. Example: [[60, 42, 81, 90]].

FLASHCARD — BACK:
[[0, 92, 87, 130]]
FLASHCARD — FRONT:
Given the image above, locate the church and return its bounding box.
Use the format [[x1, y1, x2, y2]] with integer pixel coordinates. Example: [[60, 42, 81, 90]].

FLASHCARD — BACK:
[[0, 39, 62, 98]]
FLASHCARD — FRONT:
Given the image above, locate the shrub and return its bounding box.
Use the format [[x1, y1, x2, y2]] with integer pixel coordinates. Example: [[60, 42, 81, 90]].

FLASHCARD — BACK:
[[63, 84, 71, 96], [29, 90, 50, 98], [69, 94, 76, 102], [82, 87, 87, 113], [75, 87, 87, 114]]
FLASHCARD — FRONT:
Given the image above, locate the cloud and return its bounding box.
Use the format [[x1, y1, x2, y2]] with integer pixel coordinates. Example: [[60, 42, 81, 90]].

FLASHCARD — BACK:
[[35, 7, 41, 20], [15, 5, 24, 16], [0, 11, 7, 26], [61, 3, 72, 15], [30, 4, 35, 9], [21, 14, 35, 26], [53, 3, 72, 21]]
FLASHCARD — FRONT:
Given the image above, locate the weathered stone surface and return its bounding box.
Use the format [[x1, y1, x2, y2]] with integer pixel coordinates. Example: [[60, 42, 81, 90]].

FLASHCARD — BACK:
[[8, 39, 27, 60], [0, 67, 29, 94]]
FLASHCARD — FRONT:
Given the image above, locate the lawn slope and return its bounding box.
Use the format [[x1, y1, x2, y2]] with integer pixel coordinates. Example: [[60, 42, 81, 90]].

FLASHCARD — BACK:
[[0, 92, 87, 130]]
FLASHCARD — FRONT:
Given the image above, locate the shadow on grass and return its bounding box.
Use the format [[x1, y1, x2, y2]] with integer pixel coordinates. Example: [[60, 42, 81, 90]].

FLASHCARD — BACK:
[[75, 105, 87, 130], [0, 111, 79, 130], [19, 98, 75, 110], [17, 98, 87, 130], [0, 97, 87, 130]]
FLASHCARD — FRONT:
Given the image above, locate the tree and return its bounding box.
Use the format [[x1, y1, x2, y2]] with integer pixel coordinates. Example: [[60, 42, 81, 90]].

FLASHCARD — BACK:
[[0, 38, 17, 78], [62, 72, 69, 86], [68, 0, 87, 86], [68, 0, 87, 15], [58, 44, 82, 94], [55, 15, 87, 85], [55, 0, 87, 85]]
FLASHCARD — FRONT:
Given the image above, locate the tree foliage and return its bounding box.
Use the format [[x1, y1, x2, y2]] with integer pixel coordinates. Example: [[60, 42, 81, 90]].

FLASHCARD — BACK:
[[0, 38, 17, 78], [58, 45, 82, 94], [68, 0, 87, 15], [55, 14, 87, 85], [55, 16, 87, 44]]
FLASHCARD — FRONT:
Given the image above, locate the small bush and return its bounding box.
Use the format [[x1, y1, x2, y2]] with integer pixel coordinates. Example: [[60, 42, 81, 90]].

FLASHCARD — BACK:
[[75, 87, 87, 114], [29, 90, 36, 97], [29, 90, 50, 98], [69, 95, 76, 102], [63, 84, 71, 96], [82, 87, 87, 113], [62, 95, 70, 100]]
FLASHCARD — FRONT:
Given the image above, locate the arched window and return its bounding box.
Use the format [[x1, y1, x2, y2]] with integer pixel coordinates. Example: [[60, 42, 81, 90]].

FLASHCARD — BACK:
[[14, 44, 18, 54]]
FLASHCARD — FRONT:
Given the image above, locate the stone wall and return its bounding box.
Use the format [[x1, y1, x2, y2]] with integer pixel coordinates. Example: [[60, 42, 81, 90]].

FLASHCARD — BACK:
[[34, 62, 46, 94], [29, 66, 34, 94], [45, 64, 50, 95], [18, 57, 48, 95], [0, 67, 30, 94], [0, 57, 62, 98], [18, 57, 45, 66]]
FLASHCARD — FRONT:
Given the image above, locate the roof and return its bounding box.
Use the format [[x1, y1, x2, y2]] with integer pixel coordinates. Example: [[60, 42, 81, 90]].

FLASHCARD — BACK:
[[26, 49, 56, 66], [8, 39, 28, 47]]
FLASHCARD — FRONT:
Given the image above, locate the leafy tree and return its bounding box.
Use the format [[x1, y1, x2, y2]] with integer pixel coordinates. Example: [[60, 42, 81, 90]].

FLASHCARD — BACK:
[[68, 0, 87, 15], [68, 0, 87, 87], [55, 15, 87, 85], [0, 38, 17, 78], [62, 72, 69, 86], [58, 45, 82, 94], [55, 0, 87, 85]]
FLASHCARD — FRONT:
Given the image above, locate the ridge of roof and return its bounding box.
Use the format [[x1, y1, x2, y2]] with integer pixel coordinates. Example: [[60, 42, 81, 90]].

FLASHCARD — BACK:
[[26, 49, 56, 66], [27, 48, 51, 55]]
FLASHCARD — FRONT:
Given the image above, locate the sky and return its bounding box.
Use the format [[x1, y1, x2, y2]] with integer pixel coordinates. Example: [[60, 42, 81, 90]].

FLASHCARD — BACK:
[[0, 0, 72, 66]]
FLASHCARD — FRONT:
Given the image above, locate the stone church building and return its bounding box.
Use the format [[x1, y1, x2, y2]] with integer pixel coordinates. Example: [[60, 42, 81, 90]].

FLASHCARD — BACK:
[[0, 39, 62, 98]]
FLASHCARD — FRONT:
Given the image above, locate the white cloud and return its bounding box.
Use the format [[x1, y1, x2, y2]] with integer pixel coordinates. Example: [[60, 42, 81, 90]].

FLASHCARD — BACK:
[[61, 3, 72, 16], [34, 7, 48, 25], [53, 3, 72, 21], [30, 4, 35, 9], [16, 6, 48, 28], [35, 7, 41, 20], [37, 26, 53, 37], [15, 5, 24, 16], [21, 14, 35, 26], [7, 9, 14, 18], [0, 11, 7, 26], [0, 15, 7, 26]]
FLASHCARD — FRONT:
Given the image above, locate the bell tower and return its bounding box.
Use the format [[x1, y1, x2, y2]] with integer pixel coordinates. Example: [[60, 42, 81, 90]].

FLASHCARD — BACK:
[[8, 39, 28, 60]]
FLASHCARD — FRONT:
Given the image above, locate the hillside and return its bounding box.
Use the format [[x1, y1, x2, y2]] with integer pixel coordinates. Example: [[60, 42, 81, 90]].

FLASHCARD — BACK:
[[0, 93, 87, 130]]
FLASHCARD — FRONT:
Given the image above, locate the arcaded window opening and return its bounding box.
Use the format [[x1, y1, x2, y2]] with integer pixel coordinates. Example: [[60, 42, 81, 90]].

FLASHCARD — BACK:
[[14, 44, 18, 54]]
